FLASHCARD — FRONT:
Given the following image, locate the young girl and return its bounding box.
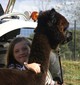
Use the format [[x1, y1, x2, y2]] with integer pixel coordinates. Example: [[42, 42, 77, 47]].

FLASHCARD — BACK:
[[6, 37, 41, 74]]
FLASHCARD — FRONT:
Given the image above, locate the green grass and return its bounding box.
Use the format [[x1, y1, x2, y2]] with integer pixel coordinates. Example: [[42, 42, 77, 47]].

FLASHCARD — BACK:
[[62, 60, 80, 85]]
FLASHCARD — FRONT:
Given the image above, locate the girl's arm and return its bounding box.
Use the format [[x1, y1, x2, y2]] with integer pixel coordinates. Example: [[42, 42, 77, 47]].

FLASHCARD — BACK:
[[24, 62, 41, 74]]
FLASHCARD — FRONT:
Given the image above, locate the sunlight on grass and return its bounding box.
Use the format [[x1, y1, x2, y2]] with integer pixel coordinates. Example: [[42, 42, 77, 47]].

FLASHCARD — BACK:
[[62, 60, 80, 85]]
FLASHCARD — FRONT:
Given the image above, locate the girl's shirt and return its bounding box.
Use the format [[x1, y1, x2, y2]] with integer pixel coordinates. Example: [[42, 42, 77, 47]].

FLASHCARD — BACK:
[[8, 63, 26, 70]]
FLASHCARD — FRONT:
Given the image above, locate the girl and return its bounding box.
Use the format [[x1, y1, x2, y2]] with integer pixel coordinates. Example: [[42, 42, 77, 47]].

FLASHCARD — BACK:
[[6, 37, 41, 74]]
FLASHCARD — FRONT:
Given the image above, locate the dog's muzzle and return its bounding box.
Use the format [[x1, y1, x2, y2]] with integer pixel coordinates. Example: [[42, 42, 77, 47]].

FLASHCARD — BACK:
[[61, 31, 72, 44]]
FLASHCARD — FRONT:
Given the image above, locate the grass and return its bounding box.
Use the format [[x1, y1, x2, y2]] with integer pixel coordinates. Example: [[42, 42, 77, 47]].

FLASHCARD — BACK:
[[62, 60, 80, 85]]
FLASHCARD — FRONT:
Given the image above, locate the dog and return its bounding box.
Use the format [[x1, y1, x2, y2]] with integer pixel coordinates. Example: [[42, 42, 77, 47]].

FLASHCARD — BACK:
[[0, 8, 72, 85], [34, 8, 72, 48]]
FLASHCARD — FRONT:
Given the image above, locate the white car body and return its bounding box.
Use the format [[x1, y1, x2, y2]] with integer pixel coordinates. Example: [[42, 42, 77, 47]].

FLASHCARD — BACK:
[[0, 19, 37, 37], [0, 13, 37, 37]]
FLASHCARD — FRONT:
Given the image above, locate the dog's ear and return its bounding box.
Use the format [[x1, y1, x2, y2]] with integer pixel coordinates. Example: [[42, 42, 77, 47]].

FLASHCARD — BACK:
[[50, 8, 56, 15], [48, 8, 57, 27]]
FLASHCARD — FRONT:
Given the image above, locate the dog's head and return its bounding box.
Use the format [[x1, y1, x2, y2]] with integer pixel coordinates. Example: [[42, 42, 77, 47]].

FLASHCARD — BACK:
[[35, 8, 72, 49]]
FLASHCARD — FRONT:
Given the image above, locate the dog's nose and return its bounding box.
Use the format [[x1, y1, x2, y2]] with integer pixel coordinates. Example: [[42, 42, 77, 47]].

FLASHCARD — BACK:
[[61, 31, 72, 45], [66, 31, 72, 42]]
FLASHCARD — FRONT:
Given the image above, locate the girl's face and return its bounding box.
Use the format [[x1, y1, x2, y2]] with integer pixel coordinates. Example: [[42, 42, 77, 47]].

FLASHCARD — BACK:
[[13, 40, 30, 65]]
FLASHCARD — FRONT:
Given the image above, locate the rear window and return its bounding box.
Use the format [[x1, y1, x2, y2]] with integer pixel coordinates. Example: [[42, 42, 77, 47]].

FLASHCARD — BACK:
[[20, 27, 34, 37]]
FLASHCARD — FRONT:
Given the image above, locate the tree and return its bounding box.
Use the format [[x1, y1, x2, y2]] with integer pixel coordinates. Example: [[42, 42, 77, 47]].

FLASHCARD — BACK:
[[54, 0, 80, 25], [33, 0, 52, 11], [60, 29, 80, 60]]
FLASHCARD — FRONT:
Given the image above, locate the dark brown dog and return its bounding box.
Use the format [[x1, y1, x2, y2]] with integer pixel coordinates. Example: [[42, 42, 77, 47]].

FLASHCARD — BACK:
[[0, 8, 72, 85]]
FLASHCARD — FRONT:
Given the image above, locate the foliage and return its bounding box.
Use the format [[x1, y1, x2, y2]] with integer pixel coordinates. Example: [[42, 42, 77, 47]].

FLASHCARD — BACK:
[[59, 29, 80, 60]]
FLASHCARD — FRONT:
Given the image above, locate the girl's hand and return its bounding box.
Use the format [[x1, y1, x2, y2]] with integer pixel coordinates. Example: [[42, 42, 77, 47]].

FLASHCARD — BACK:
[[24, 62, 41, 74]]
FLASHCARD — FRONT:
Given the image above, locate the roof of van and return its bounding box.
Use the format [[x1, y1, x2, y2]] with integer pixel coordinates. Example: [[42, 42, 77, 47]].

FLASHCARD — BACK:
[[0, 19, 37, 37]]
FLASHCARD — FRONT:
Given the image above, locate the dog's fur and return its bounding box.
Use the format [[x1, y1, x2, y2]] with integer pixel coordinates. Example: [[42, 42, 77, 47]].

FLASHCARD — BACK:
[[0, 8, 72, 85]]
